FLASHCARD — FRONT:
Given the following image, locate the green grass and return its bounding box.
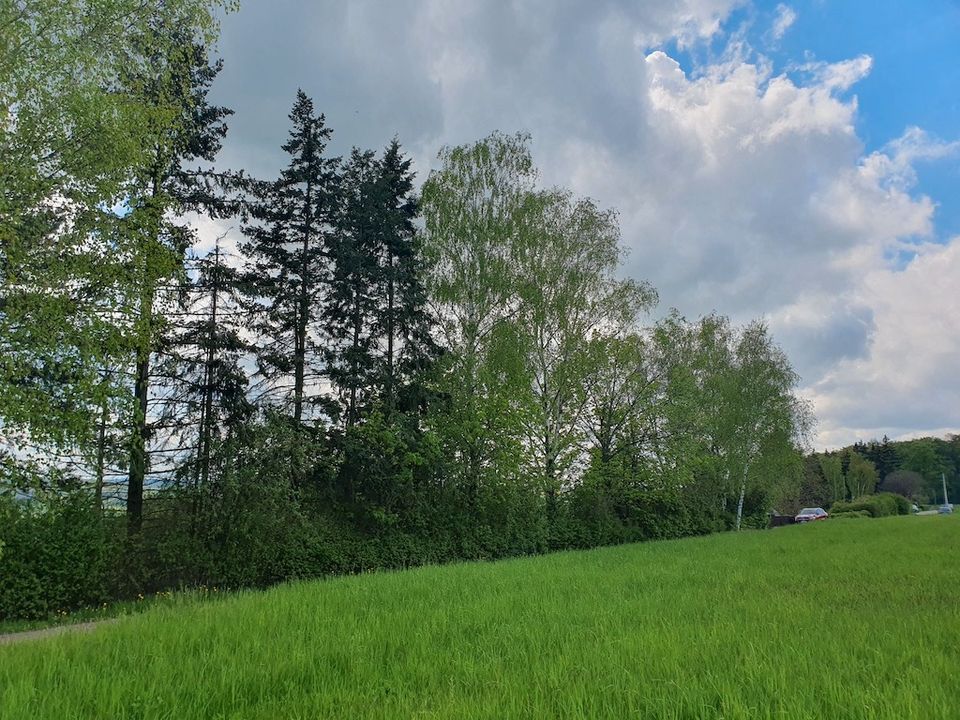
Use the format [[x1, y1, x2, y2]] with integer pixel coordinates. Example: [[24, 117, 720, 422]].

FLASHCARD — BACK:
[[0, 587, 225, 636], [1, 516, 958, 719]]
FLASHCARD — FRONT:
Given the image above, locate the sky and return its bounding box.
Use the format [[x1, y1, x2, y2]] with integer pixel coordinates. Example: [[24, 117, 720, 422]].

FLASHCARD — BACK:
[[201, 0, 960, 450]]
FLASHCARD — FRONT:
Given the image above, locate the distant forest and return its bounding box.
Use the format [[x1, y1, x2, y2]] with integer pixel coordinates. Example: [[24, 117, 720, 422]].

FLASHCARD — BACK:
[[1, 1, 936, 622], [802, 436, 959, 509]]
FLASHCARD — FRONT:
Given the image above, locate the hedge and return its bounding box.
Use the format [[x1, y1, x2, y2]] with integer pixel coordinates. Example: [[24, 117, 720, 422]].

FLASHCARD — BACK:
[[830, 492, 911, 518]]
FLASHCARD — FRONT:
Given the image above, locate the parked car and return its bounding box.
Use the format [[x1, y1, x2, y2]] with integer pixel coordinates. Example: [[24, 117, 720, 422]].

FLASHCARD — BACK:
[[795, 507, 829, 523], [938, 504, 954, 515], [911, 503, 920, 513]]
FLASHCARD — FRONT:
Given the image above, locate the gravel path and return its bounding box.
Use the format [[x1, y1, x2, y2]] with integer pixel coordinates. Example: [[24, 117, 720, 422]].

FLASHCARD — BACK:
[[0, 619, 117, 646]]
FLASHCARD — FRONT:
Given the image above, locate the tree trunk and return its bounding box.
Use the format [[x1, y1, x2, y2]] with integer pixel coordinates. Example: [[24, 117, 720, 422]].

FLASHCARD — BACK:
[[94, 386, 108, 512], [385, 254, 395, 412], [348, 280, 361, 427], [544, 431, 558, 518], [294, 132, 314, 424], [198, 242, 220, 491], [294, 264, 308, 424], [128, 347, 150, 535], [127, 172, 161, 535], [194, 242, 220, 531], [735, 464, 748, 531]]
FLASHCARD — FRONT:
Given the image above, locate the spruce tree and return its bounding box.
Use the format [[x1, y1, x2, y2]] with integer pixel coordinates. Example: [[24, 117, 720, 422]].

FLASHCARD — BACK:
[[323, 140, 434, 427], [374, 140, 434, 414], [155, 238, 251, 501], [324, 148, 381, 427], [241, 90, 339, 425]]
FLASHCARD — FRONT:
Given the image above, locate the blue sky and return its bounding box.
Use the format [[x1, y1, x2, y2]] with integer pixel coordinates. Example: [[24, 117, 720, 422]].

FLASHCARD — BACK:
[[665, 0, 960, 239]]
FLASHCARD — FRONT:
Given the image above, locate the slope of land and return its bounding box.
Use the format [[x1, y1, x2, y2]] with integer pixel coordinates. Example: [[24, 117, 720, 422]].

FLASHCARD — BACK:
[[1, 516, 958, 719]]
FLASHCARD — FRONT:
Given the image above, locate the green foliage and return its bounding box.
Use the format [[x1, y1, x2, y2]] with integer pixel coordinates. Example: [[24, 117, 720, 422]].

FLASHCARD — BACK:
[[0, 0, 235, 449], [241, 90, 339, 425], [810, 435, 960, 509], [830, 492, 910, 518], [855, 436, 901, 481], [0, 492, 118, 620], [880, 470, 925, 501], [845, 451, 879, 498], [818, 453, 846, 503], [2, 85, 812, 618], [831, 510, 871, 519]]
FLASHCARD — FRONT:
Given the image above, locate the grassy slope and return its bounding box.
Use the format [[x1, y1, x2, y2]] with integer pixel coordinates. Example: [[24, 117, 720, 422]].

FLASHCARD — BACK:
[[1, 516, 958, 719]]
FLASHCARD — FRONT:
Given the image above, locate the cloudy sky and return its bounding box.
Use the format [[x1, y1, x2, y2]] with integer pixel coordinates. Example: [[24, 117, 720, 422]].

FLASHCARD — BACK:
[[203, 0, 960, 449]]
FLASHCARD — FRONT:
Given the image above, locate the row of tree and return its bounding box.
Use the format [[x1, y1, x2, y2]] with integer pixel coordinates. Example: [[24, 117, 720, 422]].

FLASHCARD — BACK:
[[0, 1, 812, 617], [801, 435, 960, 507]]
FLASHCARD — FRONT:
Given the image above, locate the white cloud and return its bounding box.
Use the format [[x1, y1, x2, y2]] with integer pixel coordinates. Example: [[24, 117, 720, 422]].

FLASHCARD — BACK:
[[886, 125, 960, 166], [795, 55, 873, 92], [806, 239, 960, 448], [771, 4, 797, 41], [204, 0, 959, 449], [539, 50, 956, 447]]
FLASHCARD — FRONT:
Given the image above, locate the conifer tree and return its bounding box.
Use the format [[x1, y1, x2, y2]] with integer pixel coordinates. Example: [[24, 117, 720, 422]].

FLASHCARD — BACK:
[[374, 140, 434, 414], [241, 90, 339, 425], [324, 140, 433, 427], [155, 237, 251, 501], [324, 148, 382, 427]]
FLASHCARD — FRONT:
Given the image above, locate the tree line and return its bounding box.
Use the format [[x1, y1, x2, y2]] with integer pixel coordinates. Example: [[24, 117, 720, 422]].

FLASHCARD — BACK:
[[800, 435, 960, 509], [0, 2, 811, 619]]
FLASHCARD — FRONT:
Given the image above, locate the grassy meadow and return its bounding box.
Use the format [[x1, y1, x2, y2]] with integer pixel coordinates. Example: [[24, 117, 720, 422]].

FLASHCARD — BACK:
[[1, 515, 958, 719]]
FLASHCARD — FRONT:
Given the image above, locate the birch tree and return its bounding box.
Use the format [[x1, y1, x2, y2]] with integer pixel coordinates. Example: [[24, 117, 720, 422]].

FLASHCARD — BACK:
[[718, 321, 809, 530], [511, 190, 656, 508], [420, 132, 536, 499]]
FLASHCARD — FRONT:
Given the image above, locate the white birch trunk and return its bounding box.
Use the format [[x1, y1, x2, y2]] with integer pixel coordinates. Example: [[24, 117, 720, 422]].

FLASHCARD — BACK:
[[735, 464, 748, 531]]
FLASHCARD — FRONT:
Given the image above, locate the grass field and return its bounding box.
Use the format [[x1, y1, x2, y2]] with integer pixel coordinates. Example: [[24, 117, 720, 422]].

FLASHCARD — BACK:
[[1, 516, 958, 719]]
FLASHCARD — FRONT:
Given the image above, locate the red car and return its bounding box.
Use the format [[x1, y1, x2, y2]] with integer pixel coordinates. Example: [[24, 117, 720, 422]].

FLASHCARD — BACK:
[[795, 507, 828, 523]]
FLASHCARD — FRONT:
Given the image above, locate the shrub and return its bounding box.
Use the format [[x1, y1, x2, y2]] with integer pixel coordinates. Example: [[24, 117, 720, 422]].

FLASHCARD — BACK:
[[882, 492, 912, 515], [831, 510, 871, 519], [830, 492, 911, 518], [0, 492, 118, 620]]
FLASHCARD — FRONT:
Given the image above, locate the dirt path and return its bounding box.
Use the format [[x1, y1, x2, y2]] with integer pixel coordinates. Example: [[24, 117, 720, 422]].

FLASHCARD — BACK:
[[0, 619, 118, 646]]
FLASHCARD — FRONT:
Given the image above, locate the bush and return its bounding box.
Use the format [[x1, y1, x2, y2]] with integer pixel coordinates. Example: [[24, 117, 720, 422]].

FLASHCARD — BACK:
[[830, 510, 871, 519], [0, 492, 119, 620], [830, 492, 911, 518], [883, 492, 913, 515]]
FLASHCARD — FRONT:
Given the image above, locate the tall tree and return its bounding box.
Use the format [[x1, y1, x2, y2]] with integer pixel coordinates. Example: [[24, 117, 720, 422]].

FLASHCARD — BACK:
[[242, 90, 339, 425], [324, 148, 381, 427], [373, 139, 433, 414], [653, 314, 808, 528], [420, 132, 536, 501], [155, 237, 252, 502], [119, 32, 236, 533], [845, 451, 878, 498], [818, 453, 846, 503], [859, 436, 900, 482], [511, 189, 656, 510], [719, 322, 809, 530], [582, 333, 660, 469], [0, 1, 232, 454], [880, 469, 925, 501]]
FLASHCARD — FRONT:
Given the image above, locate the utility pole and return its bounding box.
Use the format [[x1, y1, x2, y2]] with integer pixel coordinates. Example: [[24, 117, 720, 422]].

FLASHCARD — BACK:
[[942, 473, 950, 506]]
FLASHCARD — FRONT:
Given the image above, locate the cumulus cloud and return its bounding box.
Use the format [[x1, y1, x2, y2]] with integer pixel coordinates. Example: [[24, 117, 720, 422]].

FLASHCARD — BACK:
[[201, 0, 959, 448], [807, 240, 960, 448]]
